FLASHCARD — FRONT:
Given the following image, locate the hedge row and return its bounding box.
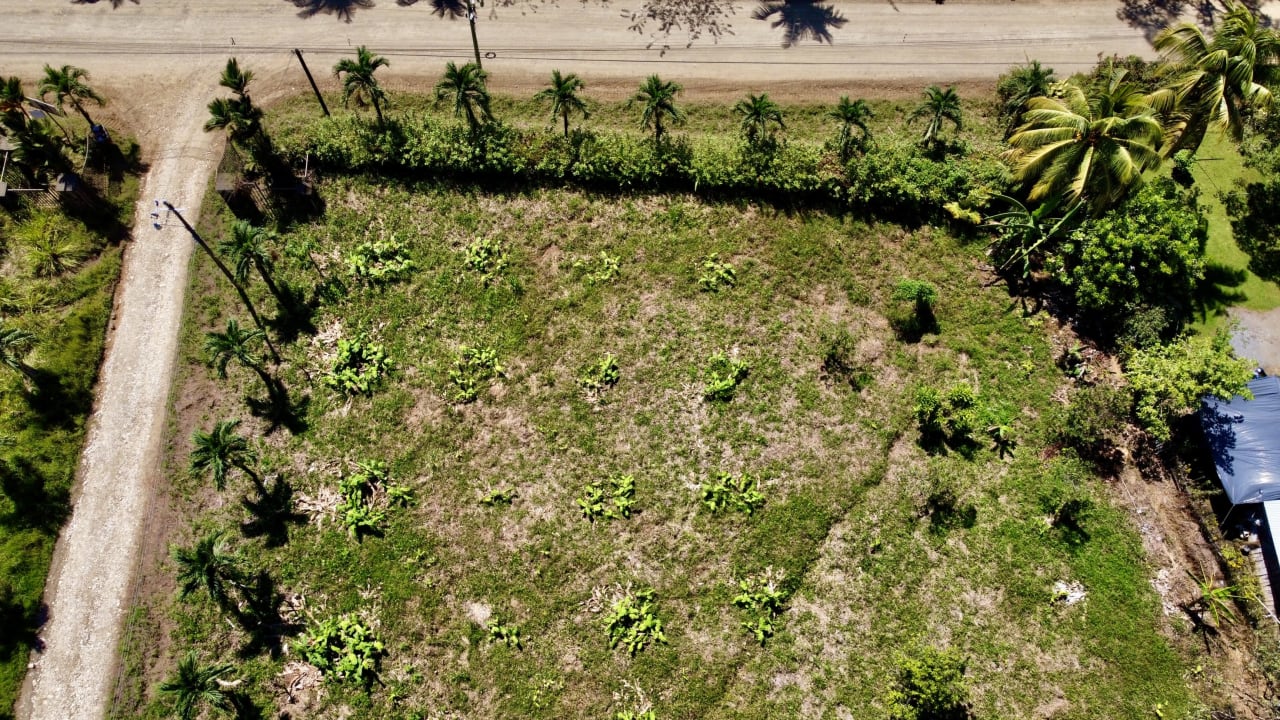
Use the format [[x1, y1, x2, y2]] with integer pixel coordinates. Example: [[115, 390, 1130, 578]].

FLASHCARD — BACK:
[[273, 114, 1008, 221]]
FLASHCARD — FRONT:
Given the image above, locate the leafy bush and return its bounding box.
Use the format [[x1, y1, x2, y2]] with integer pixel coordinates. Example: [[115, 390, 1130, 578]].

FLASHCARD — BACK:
[[701, 471, 766, 515], [323, 336, 391, 395], [732, 570, 788, 645], [1225, 145, 1280, 282], [886, 646, 971, 720], [346, 235, 414, 284], [578, 354, 620, 392], [913, 383, 981, 446], [698, 253, 736, 292], [464, 236, 508, 286], [486, 619, 523, 649], [604, 587, 667, 655], [1056, 385, 1131, 463], [1054, 179, 1207, 334], [847, 139, 1005, 222], [479, 487, 516, 506], [577, 474, 636, 522], [1125, 330, 1254, 442], [703, 352, 750, 401], [337, 460, 393, 538], [893, 279, 938, 311], [573, 251, 621, 285], [448, 345, 504, 403], [296, 614, 386, 685], [615, 711, 657, 720]]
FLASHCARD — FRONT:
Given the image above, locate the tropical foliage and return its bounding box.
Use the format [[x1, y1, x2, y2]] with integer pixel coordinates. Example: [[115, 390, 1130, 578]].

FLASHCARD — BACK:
[[335, 46, 390, 125]]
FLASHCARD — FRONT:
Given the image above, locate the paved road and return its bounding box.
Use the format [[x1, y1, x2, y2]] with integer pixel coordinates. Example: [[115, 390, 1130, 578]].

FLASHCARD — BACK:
[[0, 1, 1222, 719]]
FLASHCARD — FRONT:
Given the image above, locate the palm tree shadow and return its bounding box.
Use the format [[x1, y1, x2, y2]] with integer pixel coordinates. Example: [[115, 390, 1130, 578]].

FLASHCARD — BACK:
[[0, 457, 70, 533], [0, 591, 46, 663], [246, 380, 310, 435], [286, 0, 374, 22], [1192, 261, 1248, 322], [269, 282, 318, 344], [236, 571, 303, 659], [71, 0, 139, 6], [241, 474, 308, 548], [396, 0, 466, 17], [751, 0, 847, 48]]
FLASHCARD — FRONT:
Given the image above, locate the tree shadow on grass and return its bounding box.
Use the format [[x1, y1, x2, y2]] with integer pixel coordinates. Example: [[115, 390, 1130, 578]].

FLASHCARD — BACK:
[[0, 457, 70, 533], [286, 0, 374, 22], [246, 380, 310, 435], [237, 571, 303, 659], [751, 0, 846, 48], [269, 282, 318, 344], [241, 474, 308, 548], [24, 368, 93, 431], [1192, 261, 1248, 322], [0, 587, 45, 663]]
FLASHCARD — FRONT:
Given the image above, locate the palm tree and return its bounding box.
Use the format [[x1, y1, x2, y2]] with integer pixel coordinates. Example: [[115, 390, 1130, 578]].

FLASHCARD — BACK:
[[203, 96, 263, 145], [435, 61, 493, 132], [159, 652, 236, 720], [189, 419, 259, 491], [0, 326, 37, 386], [38, 64, 105, 126], [220, 221, 282, 300], [334, 46, 390, 125], [997, 60, 1056, 134], [172, 531, 245, 612], [205, 318, 276, 394], [908, 85, 963, 150], [1151, 2, 1280, 154], [734, 92, 785, 148], [1004, 71, 1164, 213], [0, 76, 28, 122], [828, 95, 872, 160], [534, 69, 589, 138], [219, 57, 254, 99], [632, 74, 683, 145]]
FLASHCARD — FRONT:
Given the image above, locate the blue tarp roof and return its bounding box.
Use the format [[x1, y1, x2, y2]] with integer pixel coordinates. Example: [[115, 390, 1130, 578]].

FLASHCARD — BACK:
[[1201, 376, 1280, 505]]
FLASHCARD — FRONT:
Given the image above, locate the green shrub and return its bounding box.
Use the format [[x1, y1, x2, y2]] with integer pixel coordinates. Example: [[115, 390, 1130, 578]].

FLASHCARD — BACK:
[[1125, 330, 1254, 442], [346, 235, 414, 284], [479, 487, 516, 506], [698, 253, 736, 292], [296, 614, 386, 685], [323, 336, 391, 396], [892, 279, 938, 312], [886, 646, 971, 720], [701, 471, 766, 515], [819, 326, 870, 389], [337, 460, 394, 538], [448, 345, 504, 403], [913, 383, 981, 445], [732, 570, 788, 645], [573, 251, 621, 285], [703, 353, 750, 401], [578, 354, 620, 392], [486, 619, 523, 649], [577, 474, 636, 522], [615, 710, 657, 720], [604, 587, 667, 656], [464, 236, 508, 286], [847, 140, 1004, 221], [1056, 385, 1131, 463]]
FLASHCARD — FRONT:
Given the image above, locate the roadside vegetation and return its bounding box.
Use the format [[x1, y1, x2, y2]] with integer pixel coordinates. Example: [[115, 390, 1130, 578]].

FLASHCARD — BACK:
[[0, 68, 139, 714], [110, 5, 1280, 718]]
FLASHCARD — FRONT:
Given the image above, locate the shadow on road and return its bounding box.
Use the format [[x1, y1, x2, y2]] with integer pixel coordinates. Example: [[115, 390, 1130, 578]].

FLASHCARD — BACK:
[[396, 0, 466, 17], [752, 0, 847, 48], [287, 0, 375, 22], [71, 0, 138, 6], [1117, 0, 1271, 39]]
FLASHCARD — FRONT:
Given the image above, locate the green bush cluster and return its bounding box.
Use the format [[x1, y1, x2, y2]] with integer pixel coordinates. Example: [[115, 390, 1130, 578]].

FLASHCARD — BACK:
[[464, 236, 509, 286], [578, 354, 620, 392], [346, 235, 414, 284], [913, 383, 981, 445], [1124, 330, 1254, 442], [448, 345, 504, 403], [486, 619, 523, 649], [323, 336, 391, 396], [697, 253, 736, 292], [577, 474, 636, 522], [701, 471, 766, 515], [604, 587, 667, 656], [337, 460, 390, 538], [296, 613, 386, 685], [275, 115, 1003, 221], [886, 646, 971, 720], [732, 572, 788, 645], [702, 353, 750, 401]]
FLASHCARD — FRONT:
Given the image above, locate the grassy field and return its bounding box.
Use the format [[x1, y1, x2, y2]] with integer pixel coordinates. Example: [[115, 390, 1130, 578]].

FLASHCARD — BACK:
[[0, 136, 139, 717], [1190, 131, 1280, 334], [115, 92, 1228, 719]]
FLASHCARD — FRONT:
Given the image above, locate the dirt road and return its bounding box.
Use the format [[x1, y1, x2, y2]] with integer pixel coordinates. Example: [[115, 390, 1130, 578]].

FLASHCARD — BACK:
[[0, 1, 1219, 719]]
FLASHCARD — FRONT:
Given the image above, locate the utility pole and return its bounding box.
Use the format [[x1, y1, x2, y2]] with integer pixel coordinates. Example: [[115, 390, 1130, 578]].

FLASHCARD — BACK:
[[163, 202, 281, 364], [293, 49, 331, 118], [468, 0, 483, 68]]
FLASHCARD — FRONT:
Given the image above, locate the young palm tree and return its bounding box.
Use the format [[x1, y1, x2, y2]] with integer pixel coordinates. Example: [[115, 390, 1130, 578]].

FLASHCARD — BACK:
[[0, 76, 28, 121], [997, 60, 1056, 133], [205, 318, 275, 393], [219, 221, 282, 300], [1004, 71, 1164, 213], [0, 326, 37, 386], [189, 419, 259, 491], [172, 532, 246, 612], [1151, 2, 1280, 154], [909, 85, 963, 150], [334, 46, 390, 125], [435, 61, 493, 132], [534, 69, 589, 138], [38, 64, 105, 126], [828, 95, 873, 160], [632, 74, 683, 145], [734, 92, 785, 148], [8, 116, 69, 179], [219, 57, 254, 99], [160, 652, 236, 720], [204, 96, 263, 145]]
